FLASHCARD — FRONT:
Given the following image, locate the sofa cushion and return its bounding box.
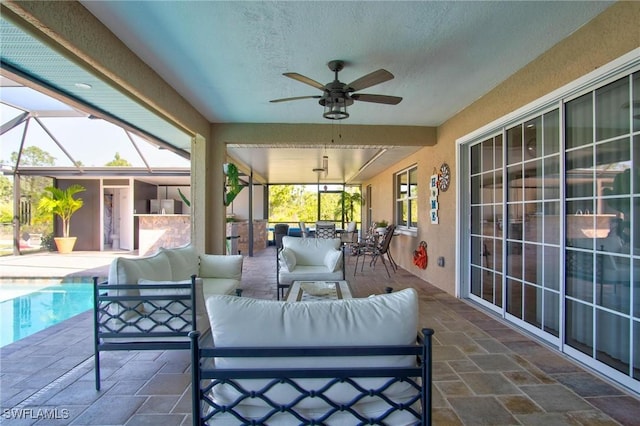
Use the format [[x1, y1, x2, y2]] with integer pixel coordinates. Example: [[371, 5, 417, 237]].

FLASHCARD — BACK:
[[201, 277, 239, 299], [200, 254, 243, 280], [323, 249, 342, 272], [281, 236, 340, 266], [138, 279, 192, 314], [207, 287, 418, 353], [160, 244, 199, 281], [109, 250, 172, 285], [100, 313, 203, 343], [205, 288, 419, 418], [279, 247, 296, 271]]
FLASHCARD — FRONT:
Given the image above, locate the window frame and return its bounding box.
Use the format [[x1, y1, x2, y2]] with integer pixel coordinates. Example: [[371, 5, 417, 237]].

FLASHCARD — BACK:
[[394, 165, 418, 231]]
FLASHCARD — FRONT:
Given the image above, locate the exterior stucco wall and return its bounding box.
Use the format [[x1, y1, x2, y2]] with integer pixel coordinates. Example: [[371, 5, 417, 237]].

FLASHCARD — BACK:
[[364, 1, 640, 296]]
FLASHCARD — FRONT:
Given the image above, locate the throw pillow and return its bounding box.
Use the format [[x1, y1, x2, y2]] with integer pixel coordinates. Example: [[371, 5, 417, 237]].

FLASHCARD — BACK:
[[279, 248, 296, 271], [200, 254, 243, 279], [138, 279, 192, 315], [324, 249, 342, 272], [160, 245, 199, 280]]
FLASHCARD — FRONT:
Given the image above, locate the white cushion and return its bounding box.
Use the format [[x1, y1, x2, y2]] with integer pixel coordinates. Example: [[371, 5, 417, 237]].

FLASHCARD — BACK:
[[323, 249, 342, 272], [199, 254, 243, 279], [207, 287, 418, 351], [107, 251, 172, 319], [279, 248, 296, 271], [109, 250, 172, 285], [201, 277, 240, 298], [138, 279, 192, 314], [281, 236, 341, 266], [205, 288, 420, 419], [160, 244, 199, 281], [100, 314, 201, 342]]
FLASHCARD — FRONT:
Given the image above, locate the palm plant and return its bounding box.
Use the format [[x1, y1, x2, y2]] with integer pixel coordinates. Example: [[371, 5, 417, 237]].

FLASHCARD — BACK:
[[224, 163, 244, 206], [339, 190, 364, 223], [38, 184, 85, 238]]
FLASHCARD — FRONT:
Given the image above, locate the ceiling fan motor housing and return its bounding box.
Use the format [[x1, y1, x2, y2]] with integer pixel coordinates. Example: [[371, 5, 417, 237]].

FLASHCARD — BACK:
[[271, 58, 401, 119]]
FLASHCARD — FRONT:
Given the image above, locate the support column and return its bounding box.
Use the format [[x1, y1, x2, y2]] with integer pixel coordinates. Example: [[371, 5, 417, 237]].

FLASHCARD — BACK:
[[183, 132, 226, 255], [12, 173, 21, 256], [191, 134, 206, 255], [203, 125, 226, 254]]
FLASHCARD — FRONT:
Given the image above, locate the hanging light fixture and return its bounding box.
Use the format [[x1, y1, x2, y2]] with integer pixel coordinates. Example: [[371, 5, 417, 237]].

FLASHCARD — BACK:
[[312, 154, 329, 176], [321, 96, 349, 120]]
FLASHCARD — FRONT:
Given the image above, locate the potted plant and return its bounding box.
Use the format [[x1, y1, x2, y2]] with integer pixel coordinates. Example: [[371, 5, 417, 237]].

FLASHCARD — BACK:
[[224, 162, 244, 206], [38, 184, 85, 253], [376, 219, 389, 234]]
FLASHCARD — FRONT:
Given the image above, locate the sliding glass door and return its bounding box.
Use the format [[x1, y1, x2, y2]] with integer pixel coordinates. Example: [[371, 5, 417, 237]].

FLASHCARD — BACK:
[[464, 69, 639, 390]]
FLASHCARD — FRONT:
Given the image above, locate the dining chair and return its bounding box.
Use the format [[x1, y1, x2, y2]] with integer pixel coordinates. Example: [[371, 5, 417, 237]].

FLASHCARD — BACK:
[[299, 221, 310, 238], [274, 223, 290, 250], [315, 221, 336, 239]]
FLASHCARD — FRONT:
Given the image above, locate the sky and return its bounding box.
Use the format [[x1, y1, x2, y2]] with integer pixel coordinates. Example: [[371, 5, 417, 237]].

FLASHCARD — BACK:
[[0, 84, 189, 170]]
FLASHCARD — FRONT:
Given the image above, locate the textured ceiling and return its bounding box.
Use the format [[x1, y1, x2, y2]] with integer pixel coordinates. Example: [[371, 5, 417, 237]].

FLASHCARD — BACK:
[[80, 1, 612, 126], [1, 1, 614, 184]]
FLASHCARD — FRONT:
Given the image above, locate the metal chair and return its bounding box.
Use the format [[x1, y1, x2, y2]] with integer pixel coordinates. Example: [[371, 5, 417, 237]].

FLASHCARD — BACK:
[[354, 224, 396, 278], [340, 221, 358, 252], [299, 221, 310, 238], [274, 223, 290, 250], [315, 221, 336, 239]]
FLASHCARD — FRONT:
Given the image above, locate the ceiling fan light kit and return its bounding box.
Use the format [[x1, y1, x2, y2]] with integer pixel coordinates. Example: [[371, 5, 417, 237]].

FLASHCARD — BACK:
[[271, 59, 402, 120], [323, 102, 349, 120]]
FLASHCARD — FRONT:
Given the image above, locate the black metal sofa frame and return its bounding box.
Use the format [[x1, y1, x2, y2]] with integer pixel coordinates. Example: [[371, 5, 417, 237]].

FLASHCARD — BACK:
[[189, 328, 435, 425], [92, 275, 198, 391]]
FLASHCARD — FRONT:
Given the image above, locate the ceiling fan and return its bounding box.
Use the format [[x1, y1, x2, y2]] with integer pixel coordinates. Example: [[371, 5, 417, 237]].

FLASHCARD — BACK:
[[270, 60, 402, 120]]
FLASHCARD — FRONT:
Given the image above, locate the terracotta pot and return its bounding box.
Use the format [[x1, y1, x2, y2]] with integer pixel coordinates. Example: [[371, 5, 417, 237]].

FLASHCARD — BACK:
[[54, 237, 77, 254]]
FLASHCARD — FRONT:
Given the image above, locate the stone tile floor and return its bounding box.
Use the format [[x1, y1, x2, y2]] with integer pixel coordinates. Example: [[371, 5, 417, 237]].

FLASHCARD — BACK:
[[0, 246, 638, 425]]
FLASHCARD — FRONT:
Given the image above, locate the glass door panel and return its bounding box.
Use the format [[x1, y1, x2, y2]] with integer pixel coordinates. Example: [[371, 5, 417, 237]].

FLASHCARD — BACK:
[[564, 74, 637, 380]]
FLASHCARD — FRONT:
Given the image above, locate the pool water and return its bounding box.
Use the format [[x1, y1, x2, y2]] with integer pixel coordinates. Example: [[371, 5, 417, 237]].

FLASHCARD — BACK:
[[0, 283, 93, 347]]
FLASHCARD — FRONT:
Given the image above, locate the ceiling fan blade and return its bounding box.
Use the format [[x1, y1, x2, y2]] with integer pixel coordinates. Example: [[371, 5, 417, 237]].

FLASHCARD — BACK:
[[270, 95, 322, 103], [351, 93, 402, 105], [283, 73, 325, 90], [348, 69, 394, 92]]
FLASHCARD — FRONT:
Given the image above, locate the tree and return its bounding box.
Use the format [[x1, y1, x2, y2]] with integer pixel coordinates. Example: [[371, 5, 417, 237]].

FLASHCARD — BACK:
[[0, 175, 12, 202], [11, 146, 55, 167], [10, 147, 56, 232], [105, 152, 132, 166], [10, 146, 55, 201], [269, 185, 316, 223], [0, 176, 13, 223], [337, 190, 363, 223]]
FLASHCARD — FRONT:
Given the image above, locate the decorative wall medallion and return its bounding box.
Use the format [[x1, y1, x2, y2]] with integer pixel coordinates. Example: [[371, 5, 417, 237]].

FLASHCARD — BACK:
[[439, 162, 451, 192]]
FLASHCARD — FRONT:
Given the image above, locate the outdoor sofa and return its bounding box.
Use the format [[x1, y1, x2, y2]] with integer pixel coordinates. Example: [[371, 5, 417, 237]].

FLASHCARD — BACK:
[[276, 235, 345, 299], [190, 288, 434, 425], [93, 244, 243, 390]]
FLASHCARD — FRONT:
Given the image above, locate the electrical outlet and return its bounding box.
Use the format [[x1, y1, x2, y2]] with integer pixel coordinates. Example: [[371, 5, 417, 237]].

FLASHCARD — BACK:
[[437, 257, 445, 267]]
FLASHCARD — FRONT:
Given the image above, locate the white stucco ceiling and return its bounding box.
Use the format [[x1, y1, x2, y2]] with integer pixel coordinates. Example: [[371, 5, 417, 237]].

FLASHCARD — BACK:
[[78, 1, 613, 183], [81, 1, 612, 126], [1, 1, 615, 184]]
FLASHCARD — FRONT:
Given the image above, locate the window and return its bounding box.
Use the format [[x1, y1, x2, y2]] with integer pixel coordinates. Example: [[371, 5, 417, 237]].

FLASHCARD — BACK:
[[395, 166, 418, 229]]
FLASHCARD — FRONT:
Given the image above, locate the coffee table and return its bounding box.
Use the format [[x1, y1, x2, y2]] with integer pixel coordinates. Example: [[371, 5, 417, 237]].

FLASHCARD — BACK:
[[286, 280, 352, 302]]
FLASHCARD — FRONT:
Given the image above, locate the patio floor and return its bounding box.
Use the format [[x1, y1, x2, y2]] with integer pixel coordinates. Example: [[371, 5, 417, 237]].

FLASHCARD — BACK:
[[0, 246, 638, 425]]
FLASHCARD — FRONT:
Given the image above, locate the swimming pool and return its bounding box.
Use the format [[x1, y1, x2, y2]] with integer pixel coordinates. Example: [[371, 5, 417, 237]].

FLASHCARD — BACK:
[[0, 282, 93, 347]]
